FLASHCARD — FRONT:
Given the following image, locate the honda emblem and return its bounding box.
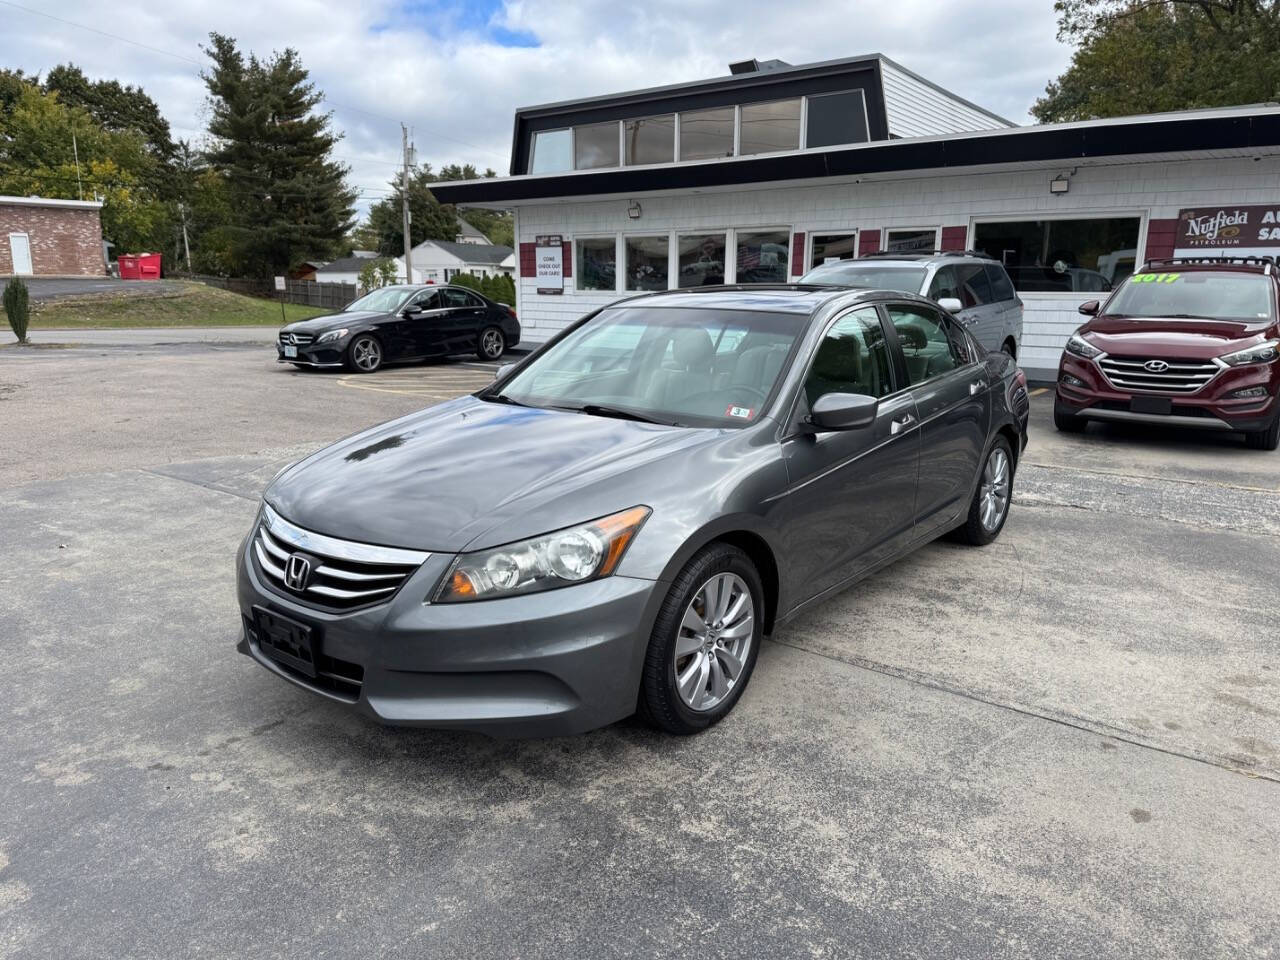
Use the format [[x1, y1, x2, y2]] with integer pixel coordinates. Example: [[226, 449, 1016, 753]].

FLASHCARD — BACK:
[[284, 554, 312, 591]]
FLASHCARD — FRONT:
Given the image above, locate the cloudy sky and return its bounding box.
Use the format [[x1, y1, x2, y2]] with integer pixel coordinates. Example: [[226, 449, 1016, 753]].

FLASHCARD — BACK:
[[0, 0, 1074, 215]]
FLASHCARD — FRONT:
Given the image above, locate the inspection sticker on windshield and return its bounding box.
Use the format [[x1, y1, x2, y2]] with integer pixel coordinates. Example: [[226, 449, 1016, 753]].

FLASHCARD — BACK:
[[1131, 272, 1181, 283], [726, 405, 755, 419]]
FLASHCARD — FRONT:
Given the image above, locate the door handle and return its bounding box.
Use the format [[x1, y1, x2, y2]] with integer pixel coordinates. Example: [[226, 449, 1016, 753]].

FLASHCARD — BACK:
[[969, 380, 987, 395], [890, 413, 916, 435]]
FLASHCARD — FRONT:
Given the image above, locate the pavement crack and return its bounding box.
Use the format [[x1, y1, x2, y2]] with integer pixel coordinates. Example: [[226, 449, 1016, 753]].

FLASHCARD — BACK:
[[138, 467, 260, 502], [766, 637, 1280, 786]]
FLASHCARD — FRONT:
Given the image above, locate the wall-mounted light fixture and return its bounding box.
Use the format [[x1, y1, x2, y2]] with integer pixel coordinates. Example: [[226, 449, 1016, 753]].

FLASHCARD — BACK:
[[627, 201, 642, 220], [1049, 175, 1071, 195]]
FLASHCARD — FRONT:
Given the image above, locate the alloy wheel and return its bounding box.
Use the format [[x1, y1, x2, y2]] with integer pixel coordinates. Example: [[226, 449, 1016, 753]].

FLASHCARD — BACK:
[[674, 572, 754, 712], [352, 337, 381, 372], [481, 328, 504, 359], [979, 447, 1010, 531]]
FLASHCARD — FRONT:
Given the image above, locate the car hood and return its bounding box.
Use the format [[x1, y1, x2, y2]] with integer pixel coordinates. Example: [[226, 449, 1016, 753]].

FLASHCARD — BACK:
[[265, 396, 726, 552], [282, 310, 386, 333], [1083, 314, 1274, 360]]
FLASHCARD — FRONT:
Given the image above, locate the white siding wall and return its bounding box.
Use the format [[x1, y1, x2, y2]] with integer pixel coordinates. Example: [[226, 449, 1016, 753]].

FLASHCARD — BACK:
[[514, 154, 1280, 378], [879, 61, 1012, 139]]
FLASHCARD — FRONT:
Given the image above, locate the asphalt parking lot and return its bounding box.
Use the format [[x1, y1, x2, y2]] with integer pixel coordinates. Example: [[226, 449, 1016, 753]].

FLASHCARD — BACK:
[[1, 341, 1278, 958]]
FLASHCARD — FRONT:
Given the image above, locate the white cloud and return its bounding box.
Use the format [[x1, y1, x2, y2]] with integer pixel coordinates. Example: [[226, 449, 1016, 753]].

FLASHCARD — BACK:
[[0, 0, 1072, 215]]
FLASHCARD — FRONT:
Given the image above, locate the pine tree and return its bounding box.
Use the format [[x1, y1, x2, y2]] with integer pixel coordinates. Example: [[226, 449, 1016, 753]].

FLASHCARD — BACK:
[[201, 33, 356, 277]]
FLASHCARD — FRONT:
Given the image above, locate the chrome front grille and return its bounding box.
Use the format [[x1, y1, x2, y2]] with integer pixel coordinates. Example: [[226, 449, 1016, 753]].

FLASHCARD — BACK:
[[252, 503, 429, 611], [1096, 356, 1221, 394], [279, 332, 315, 346]]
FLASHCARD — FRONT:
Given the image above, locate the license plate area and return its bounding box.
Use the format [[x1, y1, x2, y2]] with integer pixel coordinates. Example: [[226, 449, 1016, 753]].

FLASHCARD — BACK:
[[283, 345, 298, 358], [1131, 395, 1172, 416], [253, 606, 317, 677]]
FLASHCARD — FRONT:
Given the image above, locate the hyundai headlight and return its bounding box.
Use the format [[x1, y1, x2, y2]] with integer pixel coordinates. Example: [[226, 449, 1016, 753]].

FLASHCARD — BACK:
[[1220, 339, 1278, 366], [316, 328, 350, 343], [433, 506, 651, 603], [1065, 332, 1103, 359]]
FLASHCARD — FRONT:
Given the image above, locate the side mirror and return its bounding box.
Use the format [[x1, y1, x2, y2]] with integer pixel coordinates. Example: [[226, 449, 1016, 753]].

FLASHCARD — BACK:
[[494, 363, 515, 381], [1078, 300, 1100, 316], [402, 306, 424, 319], [809, 392, 878, 432], [938, 297, 963, 314]]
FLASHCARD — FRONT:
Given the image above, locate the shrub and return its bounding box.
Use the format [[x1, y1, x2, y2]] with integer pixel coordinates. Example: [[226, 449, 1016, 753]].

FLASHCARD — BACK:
[[3, 277, 30, 343]]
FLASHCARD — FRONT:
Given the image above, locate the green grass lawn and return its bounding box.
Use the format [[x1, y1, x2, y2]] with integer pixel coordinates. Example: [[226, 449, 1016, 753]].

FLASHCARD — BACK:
[[28, 281, 331, 329]]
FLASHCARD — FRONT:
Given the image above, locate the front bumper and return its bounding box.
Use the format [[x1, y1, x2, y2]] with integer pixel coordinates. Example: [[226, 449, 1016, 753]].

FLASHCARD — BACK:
[[277, 341, 345, 368], [1055, 352, 1279, 433], [236, 531, 664, 737]]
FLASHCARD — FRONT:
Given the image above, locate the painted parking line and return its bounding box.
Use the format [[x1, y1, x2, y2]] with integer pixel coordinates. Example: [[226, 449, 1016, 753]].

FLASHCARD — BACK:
[[1031, 387, 1049, 396], [335, 371, 493, 397]]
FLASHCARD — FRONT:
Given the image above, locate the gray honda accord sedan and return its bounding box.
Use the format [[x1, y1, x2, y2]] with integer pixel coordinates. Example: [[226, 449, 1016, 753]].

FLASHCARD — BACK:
[[237, 285, 1030, 736]]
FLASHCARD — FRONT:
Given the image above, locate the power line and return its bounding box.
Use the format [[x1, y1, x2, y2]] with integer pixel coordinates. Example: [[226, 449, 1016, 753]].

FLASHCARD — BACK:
[[0, 0, 508, 160]]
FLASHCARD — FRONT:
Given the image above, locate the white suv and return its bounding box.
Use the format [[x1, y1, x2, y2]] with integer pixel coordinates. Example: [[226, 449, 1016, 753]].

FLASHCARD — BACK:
[[802, 252, 1023, 358]]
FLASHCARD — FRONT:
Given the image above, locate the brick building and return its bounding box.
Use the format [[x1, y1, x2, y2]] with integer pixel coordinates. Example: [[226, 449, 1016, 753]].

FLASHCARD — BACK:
[[1, 196, 106, 278], [432, 54, 1280, 379]]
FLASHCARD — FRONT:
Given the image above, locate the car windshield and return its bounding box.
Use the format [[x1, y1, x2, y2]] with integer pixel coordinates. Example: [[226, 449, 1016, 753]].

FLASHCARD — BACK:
[[494, 306, 804, 428], [800, 261, 927, 293], [344, 287, 413, 313], [1105, 272, 1275, 322]]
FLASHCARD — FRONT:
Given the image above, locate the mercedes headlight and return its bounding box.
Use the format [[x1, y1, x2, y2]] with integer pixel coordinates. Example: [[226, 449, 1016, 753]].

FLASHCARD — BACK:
[[432, 506, 651, 603], [1065, 332, 1103, 359], [1220, 339, 1278, 366], [316, 328, 350, 343]]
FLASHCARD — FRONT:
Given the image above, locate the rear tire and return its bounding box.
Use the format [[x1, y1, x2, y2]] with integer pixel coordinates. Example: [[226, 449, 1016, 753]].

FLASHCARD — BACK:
[[1245, 412, 1280, 451], [954, 437, 1014, 546], [477, 326, 505, 360], [1054, 399, 1086, 433], [638, 543, 763, 735]]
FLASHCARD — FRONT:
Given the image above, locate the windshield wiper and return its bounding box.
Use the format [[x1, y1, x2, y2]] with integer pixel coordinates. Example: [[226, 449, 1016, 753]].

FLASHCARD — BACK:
[[561, 403, 679, 426], [482, 393, 530, 407]]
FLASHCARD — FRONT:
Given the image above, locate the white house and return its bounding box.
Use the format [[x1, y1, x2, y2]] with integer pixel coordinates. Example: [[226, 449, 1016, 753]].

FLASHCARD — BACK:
[[313, 254, 401, 286], [454, 219, 490, 244], [431, 52, 1280, 379], [405, 239, 515, 284]]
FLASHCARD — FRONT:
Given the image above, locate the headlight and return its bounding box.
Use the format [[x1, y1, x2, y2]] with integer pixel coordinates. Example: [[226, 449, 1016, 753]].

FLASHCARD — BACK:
[[1220, 339, 1278, 366], [433, 506, 651, 603], [1065, 332, 1103, 359], [316, 328, 350, 343]]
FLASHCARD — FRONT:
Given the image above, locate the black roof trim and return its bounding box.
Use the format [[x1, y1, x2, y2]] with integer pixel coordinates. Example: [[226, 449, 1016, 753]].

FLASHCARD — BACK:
[[437, 111, 1280, 207]]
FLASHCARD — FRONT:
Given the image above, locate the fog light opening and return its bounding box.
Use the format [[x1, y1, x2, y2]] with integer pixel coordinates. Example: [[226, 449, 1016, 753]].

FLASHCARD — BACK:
[[1228, 386, 1271, 400], [1060, 373, 1088, 389]]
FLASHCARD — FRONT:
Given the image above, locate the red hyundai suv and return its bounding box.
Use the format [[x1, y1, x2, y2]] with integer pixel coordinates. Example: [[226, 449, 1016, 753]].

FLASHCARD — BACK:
[[1054, 257, 1280, 450]]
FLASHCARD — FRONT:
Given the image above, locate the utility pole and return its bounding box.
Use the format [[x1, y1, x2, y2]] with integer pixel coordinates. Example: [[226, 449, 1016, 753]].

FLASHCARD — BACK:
[[178, 202, 192, 273], [401, 124, 414, 284], [71, 129, 83, 200]]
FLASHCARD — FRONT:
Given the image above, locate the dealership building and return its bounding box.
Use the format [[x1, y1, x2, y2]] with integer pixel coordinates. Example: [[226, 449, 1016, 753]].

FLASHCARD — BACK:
[[431, 54, 1280, 379]]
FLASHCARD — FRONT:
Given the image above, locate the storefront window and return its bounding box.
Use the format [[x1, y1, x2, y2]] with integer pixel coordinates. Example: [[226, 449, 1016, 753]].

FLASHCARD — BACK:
[[678, 233, 727, 287], [574, 121, 619, 169], [530, 129, 572, 174], [625, 236, 670, 291], [736, 229, 790, 283], [739, 99, 801, 155], [576, 237, 617, 291], [810, 233, 857, 269], [885, 228, 939, 253], [680, 108, 736, 161], [624, 115, 675, 165], [973, 217, 1141, 292], [806, 91, 869, 148]]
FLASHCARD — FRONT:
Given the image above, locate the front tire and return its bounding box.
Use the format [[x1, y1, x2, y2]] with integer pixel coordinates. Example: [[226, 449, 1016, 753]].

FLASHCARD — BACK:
[[954, 437, 1014, 546], [346, 334, 383, 373], [1245, 412, 1280, 451], [1054, 399, 1086, 433], [638, 544, 763, 735], [477, 326, 506, 361]]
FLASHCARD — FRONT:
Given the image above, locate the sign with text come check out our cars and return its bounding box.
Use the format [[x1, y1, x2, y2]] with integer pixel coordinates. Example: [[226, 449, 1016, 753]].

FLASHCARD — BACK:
[[1177, 205, 1280, 247], [535, 235, 564, 294]]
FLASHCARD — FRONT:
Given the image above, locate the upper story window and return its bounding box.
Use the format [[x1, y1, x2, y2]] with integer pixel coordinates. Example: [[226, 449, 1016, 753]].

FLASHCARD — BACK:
[[739, 98, 801, 155], [679, 107, 736, 161], [806, 90, 869, 148], [575, 121, 620, 169], [624, 115, 675, 165], [530, 129, 572, 174]]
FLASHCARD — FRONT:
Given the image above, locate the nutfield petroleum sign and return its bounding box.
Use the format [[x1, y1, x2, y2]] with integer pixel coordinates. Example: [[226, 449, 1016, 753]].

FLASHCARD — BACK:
[[1177, 205, 1280, 247]]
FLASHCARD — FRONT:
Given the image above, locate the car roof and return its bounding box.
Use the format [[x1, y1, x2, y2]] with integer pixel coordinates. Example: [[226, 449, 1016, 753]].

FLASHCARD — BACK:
[[852, 251, 997, 265], [1141, 256, 1278, 277], [607, 284, 936, 315]]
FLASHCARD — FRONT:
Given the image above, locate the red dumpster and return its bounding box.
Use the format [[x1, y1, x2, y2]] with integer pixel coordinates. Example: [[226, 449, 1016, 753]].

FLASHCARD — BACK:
[[117, 253, 162, 280]]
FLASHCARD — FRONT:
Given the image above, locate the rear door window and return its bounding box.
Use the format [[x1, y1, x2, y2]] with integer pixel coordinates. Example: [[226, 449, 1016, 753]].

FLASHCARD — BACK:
[[985, 264, 1016, 302], [885, 303, 967, 385]]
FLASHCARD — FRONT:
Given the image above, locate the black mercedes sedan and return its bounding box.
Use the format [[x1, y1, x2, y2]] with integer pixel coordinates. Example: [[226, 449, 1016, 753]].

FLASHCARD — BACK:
[[240, 285, 1029, 737], [277, 284, 521, 372]]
